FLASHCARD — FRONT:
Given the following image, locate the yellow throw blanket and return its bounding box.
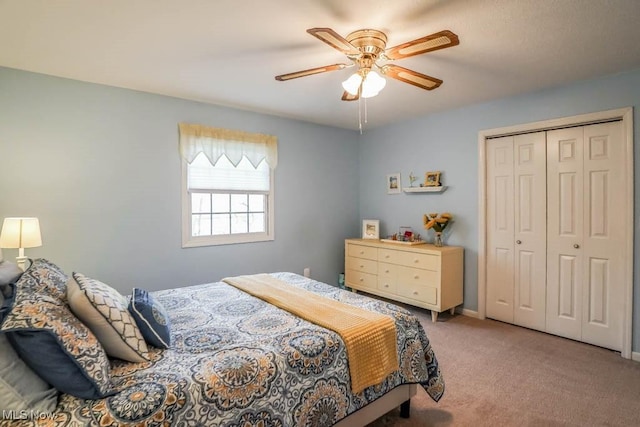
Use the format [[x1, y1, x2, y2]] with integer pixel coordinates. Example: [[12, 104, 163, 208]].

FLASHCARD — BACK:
[[222, 274, 399, 394]]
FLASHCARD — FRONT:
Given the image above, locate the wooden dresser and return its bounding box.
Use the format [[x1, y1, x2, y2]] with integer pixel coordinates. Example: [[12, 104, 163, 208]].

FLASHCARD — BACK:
[[345, 238, 464, 322]]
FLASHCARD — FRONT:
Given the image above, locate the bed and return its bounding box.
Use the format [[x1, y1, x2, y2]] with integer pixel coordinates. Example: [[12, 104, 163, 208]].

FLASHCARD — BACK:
[[0, 260, 444, 426]]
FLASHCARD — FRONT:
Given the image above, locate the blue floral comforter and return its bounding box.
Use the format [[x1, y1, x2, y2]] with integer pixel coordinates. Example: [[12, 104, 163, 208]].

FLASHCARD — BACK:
[[7, 272, 444, 426]]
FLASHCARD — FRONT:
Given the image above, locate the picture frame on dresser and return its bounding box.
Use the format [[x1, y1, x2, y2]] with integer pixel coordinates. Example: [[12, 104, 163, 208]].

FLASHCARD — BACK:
[[362, 219, 380, 239]]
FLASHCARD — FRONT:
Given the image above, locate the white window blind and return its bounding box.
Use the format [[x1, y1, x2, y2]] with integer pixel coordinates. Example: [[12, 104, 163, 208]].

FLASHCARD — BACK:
[[188, 153, 270, 192]]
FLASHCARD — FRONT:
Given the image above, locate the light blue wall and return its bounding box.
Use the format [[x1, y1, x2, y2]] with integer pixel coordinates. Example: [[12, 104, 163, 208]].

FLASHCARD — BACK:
[[359, 68, 640, 351], [1, 65, 638, 352], [0, 67, 360, 291]]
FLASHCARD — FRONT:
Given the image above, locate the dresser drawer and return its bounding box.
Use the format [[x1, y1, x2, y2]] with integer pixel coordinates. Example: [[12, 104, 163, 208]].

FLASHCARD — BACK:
[[345, 269, 377, 290], [377, 263, 397, 293], [396, 251, 439, 271], [347, 244, 377, 261], [346, 256, 377, 275], [378, 248, 399, 264], [397, 284, 438, 305], [398, 266, 438, 287]]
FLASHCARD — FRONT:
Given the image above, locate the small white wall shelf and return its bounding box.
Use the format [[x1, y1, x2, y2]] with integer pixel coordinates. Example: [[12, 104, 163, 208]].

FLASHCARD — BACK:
[[402, 186, 447, 193]]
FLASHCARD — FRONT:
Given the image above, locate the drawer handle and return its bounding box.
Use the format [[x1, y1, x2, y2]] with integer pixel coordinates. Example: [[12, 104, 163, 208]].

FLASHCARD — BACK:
[[385, 269, 390, 273], [413, 291, 419, 295], [384, 284, 389, 288], [385, 254, 390, 258], [359, 278, 364, 282], [359, 250, 364, 255], [413, 259, 419, 264], [414, 275, 419, 280], [359, 264, 364, 268]]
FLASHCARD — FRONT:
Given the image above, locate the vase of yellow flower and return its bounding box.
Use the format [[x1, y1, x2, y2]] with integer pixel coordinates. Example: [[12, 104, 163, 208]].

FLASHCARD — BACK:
[[423, 212, 453, 247], [434, 231, 443, 247]]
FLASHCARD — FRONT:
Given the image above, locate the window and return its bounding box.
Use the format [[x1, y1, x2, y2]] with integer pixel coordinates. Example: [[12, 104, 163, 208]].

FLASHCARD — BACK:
[[179, 123, 277, 247]]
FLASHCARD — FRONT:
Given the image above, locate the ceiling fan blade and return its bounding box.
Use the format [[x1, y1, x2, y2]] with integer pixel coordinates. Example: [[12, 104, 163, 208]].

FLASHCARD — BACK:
[[384, 30, 459, 60], [341, 90, 359, 101], [275, 63, 348, 81], [307, 28, 360, 56], [381, 64, 443, 90]]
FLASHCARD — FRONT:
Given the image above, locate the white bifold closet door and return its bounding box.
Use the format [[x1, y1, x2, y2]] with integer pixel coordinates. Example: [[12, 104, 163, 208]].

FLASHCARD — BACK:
[[486, 132, 547, 331], [546, 122, 625, 351]]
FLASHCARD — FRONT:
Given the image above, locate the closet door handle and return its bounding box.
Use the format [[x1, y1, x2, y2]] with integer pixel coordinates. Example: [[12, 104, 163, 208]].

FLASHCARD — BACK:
[[574, 244, 580, 249], [516, 240, 522, 245]]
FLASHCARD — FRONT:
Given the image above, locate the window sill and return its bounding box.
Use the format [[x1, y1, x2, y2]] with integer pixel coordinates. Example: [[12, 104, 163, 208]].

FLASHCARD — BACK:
[[182, 233, 274, 248]]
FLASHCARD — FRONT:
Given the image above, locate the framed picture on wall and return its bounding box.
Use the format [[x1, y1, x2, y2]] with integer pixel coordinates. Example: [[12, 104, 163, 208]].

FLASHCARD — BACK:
[[362, 219, 380, 239], [386, 173, 401, 194], [424, 171, 441, 187]]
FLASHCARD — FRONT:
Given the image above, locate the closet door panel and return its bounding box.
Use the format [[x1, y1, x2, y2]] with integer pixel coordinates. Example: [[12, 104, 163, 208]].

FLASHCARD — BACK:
[[513, 132, 546, 330], [485, 119, 627, 353], [486, 136, 514, 322], [546, 127, 583, 340], [581, 122, 624, 350]]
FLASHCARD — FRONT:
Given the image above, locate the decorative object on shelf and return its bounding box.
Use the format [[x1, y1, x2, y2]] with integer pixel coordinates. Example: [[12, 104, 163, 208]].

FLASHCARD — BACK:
[[398, 226, 413, 241], [385, 227, 422, 243], [0, 217, 42, 271], [423, 212, 453, 247], [362, 219, 380, 239], [386, 173, 401, 194], [409, 172, 418, 187], [424, 171, 442, 187], [380, 238, 426, 245]]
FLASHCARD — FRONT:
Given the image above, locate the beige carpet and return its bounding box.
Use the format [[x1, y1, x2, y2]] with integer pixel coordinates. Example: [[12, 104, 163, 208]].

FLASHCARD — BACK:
[[368, 307, 640, 427]]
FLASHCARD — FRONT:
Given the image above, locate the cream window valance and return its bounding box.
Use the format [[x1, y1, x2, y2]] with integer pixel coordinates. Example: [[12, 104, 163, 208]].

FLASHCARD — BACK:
[[179, 123, 278, 169]]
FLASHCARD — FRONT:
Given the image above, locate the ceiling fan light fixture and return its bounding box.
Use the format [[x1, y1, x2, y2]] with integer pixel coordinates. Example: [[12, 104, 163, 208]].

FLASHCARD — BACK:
[[361, 70, 386, 98], [342, 73, 363, 95]]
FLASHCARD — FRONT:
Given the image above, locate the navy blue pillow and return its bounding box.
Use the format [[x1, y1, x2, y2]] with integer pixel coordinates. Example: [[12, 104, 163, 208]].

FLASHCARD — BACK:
[[129, 288, 171, 349]]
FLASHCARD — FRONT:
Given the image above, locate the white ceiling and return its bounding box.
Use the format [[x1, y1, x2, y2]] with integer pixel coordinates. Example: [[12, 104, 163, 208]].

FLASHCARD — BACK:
[[1, 0, 640, 130]]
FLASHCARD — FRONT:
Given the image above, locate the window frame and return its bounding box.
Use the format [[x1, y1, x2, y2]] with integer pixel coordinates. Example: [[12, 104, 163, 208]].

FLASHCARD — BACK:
[[181, 158, 275, 247]]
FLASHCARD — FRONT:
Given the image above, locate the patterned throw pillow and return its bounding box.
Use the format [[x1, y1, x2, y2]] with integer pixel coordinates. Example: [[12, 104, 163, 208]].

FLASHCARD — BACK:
[[0, 259, 114, 399], [0, 291, 58, 416], [67, 273, 149, 362], [129, 288, 171, 349]]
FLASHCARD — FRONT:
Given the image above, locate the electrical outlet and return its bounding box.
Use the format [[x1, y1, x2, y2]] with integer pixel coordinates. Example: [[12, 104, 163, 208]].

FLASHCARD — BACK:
[[303, 267, 310, 278]]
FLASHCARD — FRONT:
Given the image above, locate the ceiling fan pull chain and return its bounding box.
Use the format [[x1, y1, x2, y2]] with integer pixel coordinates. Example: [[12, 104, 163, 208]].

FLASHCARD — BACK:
[[358, 93, 363, 134], [364, 97, 368, 124]]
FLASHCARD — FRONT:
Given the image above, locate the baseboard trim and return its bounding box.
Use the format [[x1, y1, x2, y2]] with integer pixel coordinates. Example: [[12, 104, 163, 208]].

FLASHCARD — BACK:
[[457, 311, 638, 360], [461, 308, 479, 318]]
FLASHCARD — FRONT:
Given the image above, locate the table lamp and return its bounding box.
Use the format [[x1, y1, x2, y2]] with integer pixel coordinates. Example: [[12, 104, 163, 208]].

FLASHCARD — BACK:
[[0, 217, 42, 271]]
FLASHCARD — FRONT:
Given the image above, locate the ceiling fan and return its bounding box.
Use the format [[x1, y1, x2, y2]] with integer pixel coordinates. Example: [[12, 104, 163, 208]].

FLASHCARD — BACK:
[[275, 27, 459, 101]]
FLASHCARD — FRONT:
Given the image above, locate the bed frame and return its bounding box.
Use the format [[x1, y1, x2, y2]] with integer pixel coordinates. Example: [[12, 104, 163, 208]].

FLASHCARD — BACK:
[[334, 384, 416, 426]]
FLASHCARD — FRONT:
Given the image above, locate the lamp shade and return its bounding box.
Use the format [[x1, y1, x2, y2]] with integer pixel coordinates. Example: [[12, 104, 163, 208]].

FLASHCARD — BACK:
[[361, 71, 386, 98], [0, 218, 42, 249], [341, 73, 363, 95]]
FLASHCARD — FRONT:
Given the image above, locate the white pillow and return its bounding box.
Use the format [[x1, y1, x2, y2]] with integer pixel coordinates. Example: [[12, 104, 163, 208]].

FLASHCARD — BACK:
[[0, 292, 58, 416], [67, 273, 149, 363]]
